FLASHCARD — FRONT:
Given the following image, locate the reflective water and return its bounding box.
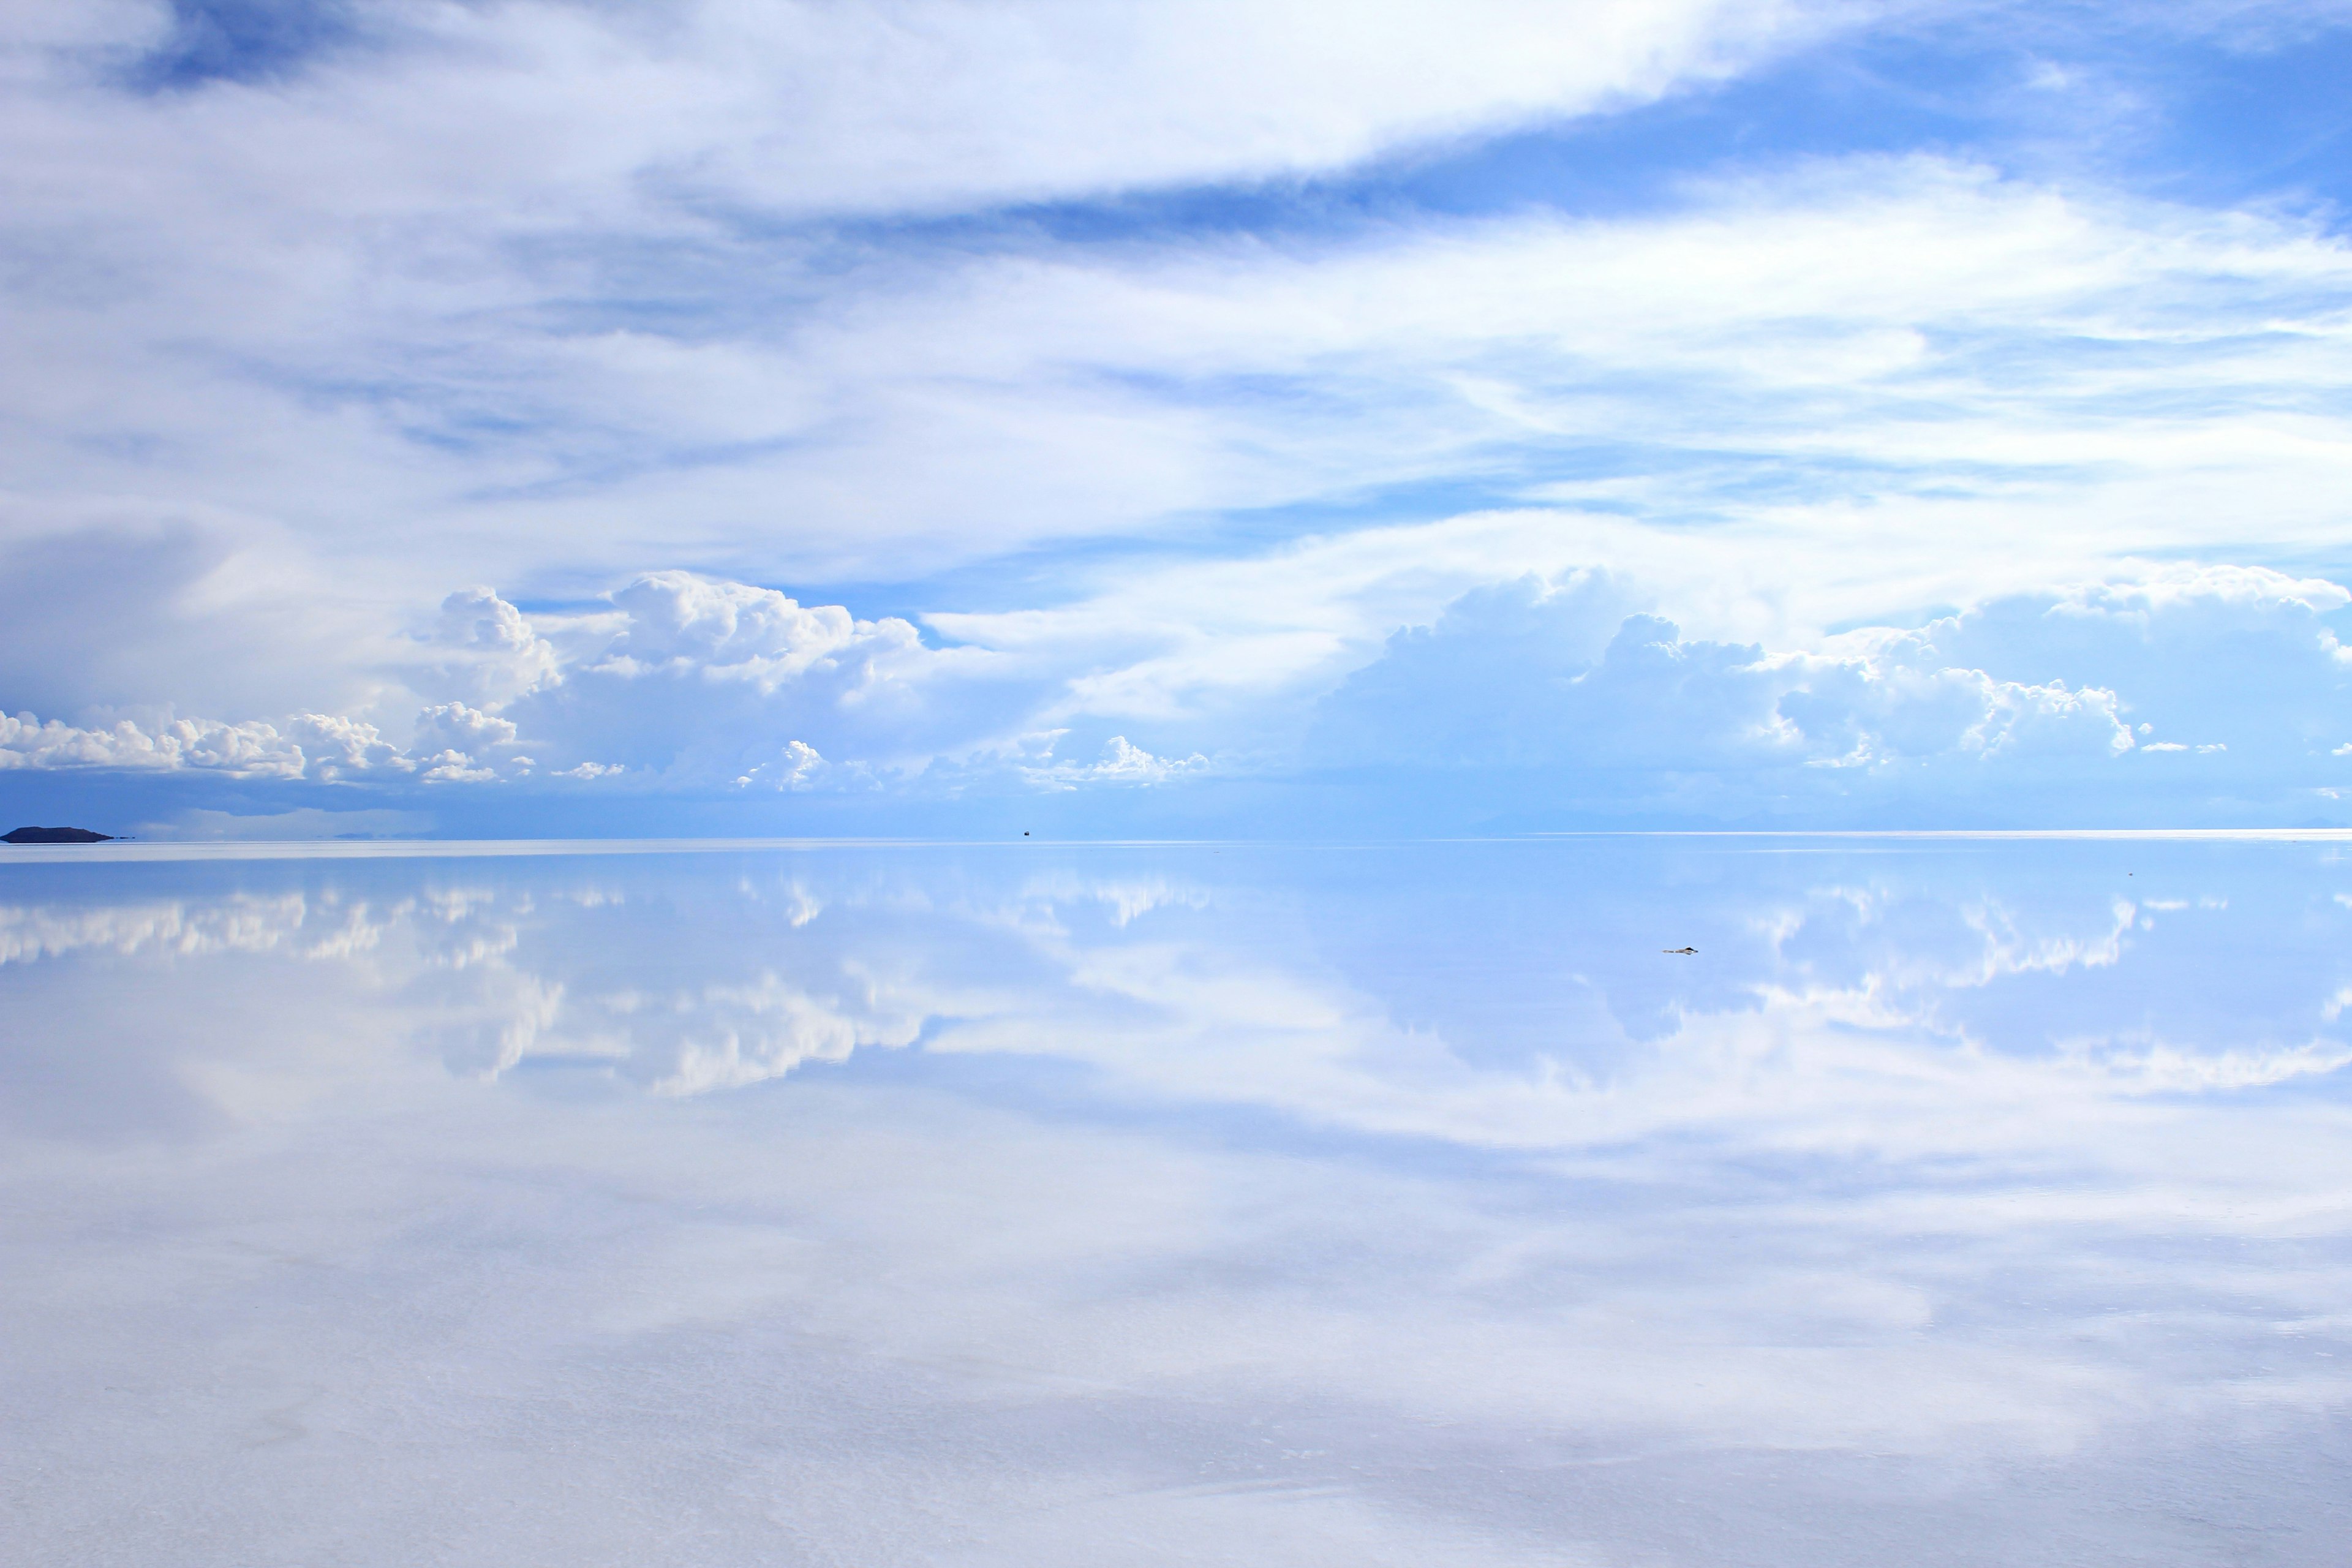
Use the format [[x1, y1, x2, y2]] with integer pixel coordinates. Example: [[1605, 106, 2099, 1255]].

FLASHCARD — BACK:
[[4, 837, 2350, 1566]]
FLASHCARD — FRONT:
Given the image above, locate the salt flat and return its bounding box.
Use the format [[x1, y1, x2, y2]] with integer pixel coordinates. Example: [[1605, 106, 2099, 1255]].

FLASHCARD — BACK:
[[4, 838, 2348, 1566]]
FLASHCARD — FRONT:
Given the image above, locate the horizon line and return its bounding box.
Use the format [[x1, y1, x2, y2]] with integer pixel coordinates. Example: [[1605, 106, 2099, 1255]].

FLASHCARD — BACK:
[[4, 827, 2352, 862]]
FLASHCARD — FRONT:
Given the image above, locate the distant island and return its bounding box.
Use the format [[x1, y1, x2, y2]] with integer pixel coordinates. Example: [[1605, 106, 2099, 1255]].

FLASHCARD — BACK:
[[3, 826, 117, 844]]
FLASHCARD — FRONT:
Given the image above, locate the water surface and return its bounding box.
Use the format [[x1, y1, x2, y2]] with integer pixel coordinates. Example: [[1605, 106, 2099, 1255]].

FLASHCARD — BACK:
[[5, 837, 2350, 1565]]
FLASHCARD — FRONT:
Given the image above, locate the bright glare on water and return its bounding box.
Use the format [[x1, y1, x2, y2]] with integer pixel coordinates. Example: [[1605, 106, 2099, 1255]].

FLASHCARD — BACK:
[[5, 836, 2350, 1566]]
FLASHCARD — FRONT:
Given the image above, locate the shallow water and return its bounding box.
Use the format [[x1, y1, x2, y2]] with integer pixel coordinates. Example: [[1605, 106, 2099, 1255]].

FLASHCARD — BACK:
[[4, 836, 2350, 1566]]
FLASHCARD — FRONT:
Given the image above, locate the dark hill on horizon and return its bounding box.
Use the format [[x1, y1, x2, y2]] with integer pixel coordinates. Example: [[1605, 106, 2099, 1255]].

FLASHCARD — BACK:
[[4, 826, 117, 844]]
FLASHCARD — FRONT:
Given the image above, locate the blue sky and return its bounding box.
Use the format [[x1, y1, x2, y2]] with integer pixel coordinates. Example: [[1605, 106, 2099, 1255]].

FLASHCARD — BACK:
[[3, 0, 2351, 835]]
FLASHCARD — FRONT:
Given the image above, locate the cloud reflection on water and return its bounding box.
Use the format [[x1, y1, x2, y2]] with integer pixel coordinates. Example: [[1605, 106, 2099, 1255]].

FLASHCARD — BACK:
[[3, 840, 2350, 1565]]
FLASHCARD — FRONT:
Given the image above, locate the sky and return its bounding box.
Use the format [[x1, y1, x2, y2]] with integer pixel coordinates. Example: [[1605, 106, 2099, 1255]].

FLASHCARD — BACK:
[[3, 0, 2351, 836]]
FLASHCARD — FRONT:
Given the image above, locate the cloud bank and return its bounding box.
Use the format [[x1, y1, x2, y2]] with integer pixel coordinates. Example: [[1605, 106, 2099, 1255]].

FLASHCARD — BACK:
[[6, 558, 2348, 831]]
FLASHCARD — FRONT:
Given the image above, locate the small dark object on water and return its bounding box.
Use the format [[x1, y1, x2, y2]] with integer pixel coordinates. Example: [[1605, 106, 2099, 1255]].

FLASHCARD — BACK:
[[1023, 831, 1030, 837], [4, 826, 115, 844], [1662, 946, 1697, 956]]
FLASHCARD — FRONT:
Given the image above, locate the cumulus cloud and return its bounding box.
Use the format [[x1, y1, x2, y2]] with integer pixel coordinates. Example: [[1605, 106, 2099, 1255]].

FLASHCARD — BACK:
[[1876, 567, 2352, 769], [1, 574, 966, 789], [1312, 576, 2133, 774], [1, 707, 429, 783], [421, 590, 562, 708], [2, 709, 309, 777], [473, 574, 1213, 797], [416, 702, 519, 752], [496, 571, 988, 786], [593, 573, 922, 692], [415, 750, 495, 785], [1308, 565, 2352, 820], [7, 557, 2351, 826], [1016, 735, 1212, 791], [287, 714, 411, 779], [734, 739, 827, 792]]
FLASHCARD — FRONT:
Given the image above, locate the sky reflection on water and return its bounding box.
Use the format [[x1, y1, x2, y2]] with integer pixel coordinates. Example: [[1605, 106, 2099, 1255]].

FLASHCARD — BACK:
[[4, 838, 2351, 1566]]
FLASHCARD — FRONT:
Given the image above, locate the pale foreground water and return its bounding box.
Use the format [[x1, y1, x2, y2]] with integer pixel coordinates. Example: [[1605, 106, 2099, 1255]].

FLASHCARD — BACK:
[[4, 836, 2350, 1566]]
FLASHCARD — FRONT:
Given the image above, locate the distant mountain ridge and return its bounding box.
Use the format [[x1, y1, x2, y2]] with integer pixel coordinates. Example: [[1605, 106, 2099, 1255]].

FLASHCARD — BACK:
[[3, 826, 116, 844]]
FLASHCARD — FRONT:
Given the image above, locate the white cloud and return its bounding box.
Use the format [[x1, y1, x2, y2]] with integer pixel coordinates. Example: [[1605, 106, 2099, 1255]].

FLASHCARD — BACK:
[[0, 707, 417, 782], [493, 572, 993, 786], [8, 0, 1833, 217], [0, 573, 964, 788], [1303, 562, 2351, 815], [1010, 734, 1212, 791], [421, 590, 563, 707], [592, 571, 922, 692], [4, 556, 2348, 826], [417, 702, 519, 751], [1, 708, 306, 776], [417, 749, 497, 785], [1311, 577, 2134, 774], [735, 739, 826, 792], [287, 714, 412, 779]]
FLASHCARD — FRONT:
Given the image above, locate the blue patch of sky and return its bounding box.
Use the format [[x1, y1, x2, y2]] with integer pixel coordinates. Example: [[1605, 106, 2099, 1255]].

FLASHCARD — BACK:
[[128, 0, 361, 92], [2092, 18, 2352, 214]]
